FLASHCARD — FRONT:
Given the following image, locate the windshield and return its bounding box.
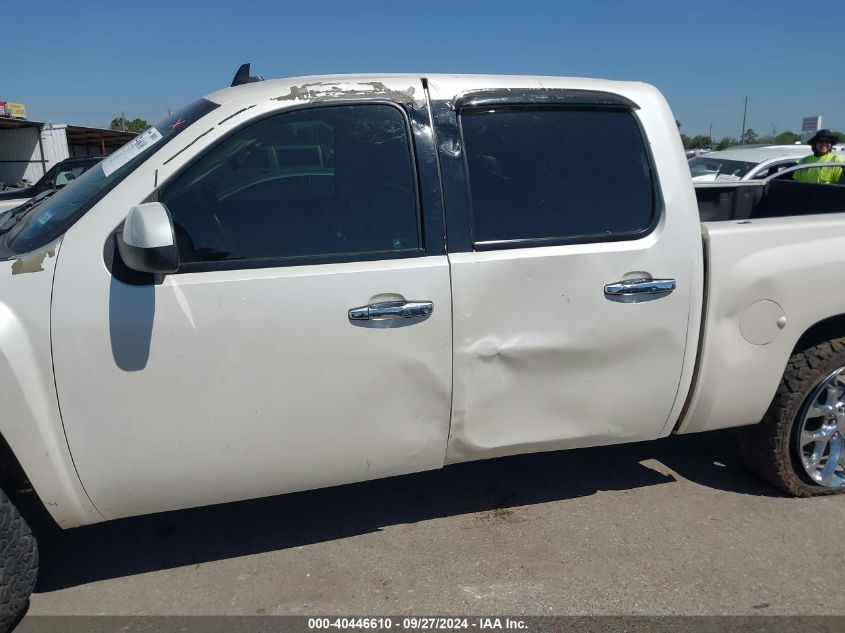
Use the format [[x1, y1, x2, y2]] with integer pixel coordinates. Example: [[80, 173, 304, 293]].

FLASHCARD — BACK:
[[0, 98, 219, 258], [688, 156, 756, 181]]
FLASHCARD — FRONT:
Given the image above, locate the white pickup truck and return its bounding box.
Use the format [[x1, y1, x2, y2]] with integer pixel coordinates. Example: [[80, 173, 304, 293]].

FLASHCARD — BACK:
[[2, 71, 845, 628]]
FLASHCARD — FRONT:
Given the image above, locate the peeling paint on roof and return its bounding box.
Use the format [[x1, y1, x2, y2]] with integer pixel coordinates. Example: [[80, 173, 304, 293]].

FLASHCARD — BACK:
[[273, 82, 421, 107]]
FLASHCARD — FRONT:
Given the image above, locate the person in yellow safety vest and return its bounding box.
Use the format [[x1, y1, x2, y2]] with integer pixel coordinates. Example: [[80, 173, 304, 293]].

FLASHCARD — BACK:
[[794, 129, 843, 184]]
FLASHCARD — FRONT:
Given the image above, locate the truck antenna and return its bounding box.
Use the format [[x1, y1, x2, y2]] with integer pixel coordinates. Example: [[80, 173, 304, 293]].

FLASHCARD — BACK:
[[231, 63, 264, 87]]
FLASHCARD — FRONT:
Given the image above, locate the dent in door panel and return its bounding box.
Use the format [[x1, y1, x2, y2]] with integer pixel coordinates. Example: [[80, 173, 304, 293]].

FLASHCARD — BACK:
[[448, 316, 683, 463]]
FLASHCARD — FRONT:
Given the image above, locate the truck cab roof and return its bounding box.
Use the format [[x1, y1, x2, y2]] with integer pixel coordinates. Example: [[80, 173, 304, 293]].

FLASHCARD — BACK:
[[203, 73, 659, 107]]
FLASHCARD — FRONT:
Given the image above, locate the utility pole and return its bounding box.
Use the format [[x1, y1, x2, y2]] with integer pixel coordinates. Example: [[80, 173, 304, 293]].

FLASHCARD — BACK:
[[121, 110, 127, 132], [708, 123, 713, 146], [740, 96, 748, 144]]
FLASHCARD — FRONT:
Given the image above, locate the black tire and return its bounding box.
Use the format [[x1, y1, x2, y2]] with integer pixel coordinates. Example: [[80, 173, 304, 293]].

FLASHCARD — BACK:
[[0, 487, 38, 633], [740, 337, 845, 496]]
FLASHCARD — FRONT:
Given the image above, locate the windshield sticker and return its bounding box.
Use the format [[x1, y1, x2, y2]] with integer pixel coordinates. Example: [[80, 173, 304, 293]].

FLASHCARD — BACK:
[[102, 127, 164, 177]]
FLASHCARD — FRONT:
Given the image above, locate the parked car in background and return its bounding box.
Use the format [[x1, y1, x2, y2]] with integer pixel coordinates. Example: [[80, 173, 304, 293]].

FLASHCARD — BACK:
[[0, 155, 103, 214], [688, 144, 845, 182]]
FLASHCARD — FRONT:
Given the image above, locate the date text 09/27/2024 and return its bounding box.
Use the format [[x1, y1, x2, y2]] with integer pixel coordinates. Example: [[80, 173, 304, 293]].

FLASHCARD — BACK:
[[307, 617, 528, 630]]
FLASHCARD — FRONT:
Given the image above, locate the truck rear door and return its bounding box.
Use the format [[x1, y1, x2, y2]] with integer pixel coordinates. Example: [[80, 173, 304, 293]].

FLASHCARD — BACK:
[[427, 77, 703, 463]]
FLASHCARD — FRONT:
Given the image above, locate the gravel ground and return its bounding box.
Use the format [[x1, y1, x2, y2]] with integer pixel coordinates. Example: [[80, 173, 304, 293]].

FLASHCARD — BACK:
[[11, 429, 845, 617]]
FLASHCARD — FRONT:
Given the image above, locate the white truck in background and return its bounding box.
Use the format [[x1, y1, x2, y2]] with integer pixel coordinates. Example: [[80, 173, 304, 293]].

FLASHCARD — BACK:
[[1, 69, 844, 629]]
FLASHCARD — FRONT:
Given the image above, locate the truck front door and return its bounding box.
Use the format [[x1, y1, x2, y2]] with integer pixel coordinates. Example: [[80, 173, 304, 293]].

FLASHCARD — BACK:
[[51, 98, 452, 519]]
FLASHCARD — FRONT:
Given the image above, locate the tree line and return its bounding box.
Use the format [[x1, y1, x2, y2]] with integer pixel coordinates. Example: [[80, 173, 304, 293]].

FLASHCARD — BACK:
[[678, 122, 845, 150], [109, 116, 150, 133]]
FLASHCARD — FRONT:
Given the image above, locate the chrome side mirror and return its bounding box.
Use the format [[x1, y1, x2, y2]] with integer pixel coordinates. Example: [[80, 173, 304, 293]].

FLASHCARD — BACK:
[[117, 202, 179, 274]]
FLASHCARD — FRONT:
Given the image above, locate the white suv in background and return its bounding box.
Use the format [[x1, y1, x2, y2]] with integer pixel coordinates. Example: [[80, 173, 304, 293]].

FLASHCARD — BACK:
[[688, 144, 844, 182]]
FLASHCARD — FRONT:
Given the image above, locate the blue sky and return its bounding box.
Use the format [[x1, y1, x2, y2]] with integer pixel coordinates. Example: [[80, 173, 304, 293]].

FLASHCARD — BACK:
[[4, 0, 843, 139]]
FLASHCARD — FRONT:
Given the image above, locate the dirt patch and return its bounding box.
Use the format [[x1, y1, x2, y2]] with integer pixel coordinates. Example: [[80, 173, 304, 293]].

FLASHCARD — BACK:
[[472, 507, 529, 525]]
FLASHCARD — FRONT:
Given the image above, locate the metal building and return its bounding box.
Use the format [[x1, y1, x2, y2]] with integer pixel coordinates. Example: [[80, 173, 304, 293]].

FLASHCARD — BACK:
[[0, 118, 135, 188]]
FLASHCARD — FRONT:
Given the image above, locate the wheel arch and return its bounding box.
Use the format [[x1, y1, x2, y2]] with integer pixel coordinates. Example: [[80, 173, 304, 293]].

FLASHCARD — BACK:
[[678, 311, 845, 436], [0, 314, 103, 529], [793, 313, 845, 354]]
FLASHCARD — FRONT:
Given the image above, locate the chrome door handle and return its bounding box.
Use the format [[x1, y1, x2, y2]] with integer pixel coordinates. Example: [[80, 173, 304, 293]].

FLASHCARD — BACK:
[[349, 300, 434, 321], [604, 278, 676, 303]]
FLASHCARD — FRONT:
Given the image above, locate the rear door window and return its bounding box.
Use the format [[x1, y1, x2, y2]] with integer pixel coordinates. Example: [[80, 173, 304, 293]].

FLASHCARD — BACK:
[[459, 107, 657, 247]]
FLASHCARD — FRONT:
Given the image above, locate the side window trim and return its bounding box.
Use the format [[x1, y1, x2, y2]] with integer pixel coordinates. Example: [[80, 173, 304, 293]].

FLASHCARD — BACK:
[[156, 100, 436, 273], [454, 88, 641, 111], [429, 99, 473, 253], [410, 80, 447, 257], [456, 104, 664, 251], [177, 248, 424, 274]]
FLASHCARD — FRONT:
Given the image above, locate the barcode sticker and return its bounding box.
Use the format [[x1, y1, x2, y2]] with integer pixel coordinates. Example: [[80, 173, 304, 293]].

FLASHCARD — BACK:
[[102, 127, 164, 177]]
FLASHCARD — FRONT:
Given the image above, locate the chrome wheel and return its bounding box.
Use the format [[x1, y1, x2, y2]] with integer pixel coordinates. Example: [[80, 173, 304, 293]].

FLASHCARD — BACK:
[[797, 367, 845, 488]]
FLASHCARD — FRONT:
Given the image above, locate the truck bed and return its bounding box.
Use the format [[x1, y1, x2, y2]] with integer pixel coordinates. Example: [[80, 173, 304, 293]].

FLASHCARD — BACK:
[[677, 208, 845, 436], [696, 179, 845, 222]]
